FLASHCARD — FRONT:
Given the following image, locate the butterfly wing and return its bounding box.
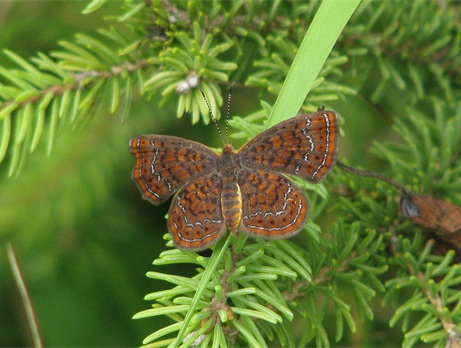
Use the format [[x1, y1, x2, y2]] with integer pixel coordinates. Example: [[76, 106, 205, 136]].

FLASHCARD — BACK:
[[238, 110, 339, 182], [238, 169, 308, 238], [168, 174, 226, 250], [130, 135, 219, 205]]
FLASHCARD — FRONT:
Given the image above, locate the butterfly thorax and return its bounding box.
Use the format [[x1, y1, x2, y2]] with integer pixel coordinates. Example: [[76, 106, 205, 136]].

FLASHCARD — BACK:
[[219, 144, 243, 233]]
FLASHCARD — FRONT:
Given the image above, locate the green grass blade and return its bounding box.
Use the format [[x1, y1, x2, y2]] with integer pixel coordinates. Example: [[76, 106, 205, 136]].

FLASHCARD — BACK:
[[171, 235, 232, 347], [267, 0, 361, 128]]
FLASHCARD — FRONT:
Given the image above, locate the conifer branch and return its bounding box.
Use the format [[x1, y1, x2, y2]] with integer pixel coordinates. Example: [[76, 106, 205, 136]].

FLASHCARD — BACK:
[[2, 1, 461, 347]]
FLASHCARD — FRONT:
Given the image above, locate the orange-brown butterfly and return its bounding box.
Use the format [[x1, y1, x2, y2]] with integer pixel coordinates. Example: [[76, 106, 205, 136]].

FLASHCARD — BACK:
[[130, 110, 339, 251]]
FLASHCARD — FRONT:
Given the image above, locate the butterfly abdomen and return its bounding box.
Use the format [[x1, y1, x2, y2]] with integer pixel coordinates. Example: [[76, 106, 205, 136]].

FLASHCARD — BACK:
[[221, 181, 242, 233], [218, 144, 243, 233]]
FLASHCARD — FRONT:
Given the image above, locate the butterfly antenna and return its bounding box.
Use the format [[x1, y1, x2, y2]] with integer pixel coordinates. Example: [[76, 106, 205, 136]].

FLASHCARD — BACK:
[[225, 83, 235, 145], [198, 88, 225, 145]]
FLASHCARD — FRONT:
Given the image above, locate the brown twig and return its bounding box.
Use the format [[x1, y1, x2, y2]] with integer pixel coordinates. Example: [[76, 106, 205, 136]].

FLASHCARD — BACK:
[[336, 160, 410, 195]]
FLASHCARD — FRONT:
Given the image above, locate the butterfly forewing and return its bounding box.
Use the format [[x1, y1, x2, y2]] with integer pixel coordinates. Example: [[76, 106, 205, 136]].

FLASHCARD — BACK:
[[238, 170, 308, 238], [238, 110, 339, 183], [130, 135, 219, 205], [168, 174, 226, 250]]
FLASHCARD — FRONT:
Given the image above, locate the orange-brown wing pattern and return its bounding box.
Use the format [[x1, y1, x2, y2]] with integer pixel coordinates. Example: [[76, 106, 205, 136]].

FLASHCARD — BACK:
[[238, 169, 308, 238], [130, 135, 219, 205], [238, 111, 339, 183], [130, 110, 339, 251], [168, 174, 226, 251]]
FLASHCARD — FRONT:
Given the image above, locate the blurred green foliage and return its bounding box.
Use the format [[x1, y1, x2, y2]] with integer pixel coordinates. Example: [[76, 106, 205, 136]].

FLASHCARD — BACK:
[[0, 1, 174, 345]]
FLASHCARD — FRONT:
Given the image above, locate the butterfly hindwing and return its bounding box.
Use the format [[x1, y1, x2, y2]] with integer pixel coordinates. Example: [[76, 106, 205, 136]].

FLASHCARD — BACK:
[[238, 169, 309, 239], [168, 174, 227, 250]]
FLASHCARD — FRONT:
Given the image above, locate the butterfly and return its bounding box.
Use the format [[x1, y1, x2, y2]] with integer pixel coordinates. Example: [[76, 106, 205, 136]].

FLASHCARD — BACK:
[[130, 110, 339, 251]]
